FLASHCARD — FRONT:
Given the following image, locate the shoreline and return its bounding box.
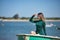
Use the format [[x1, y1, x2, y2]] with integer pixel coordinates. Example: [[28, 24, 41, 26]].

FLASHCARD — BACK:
[[0, 19, 60, 22]]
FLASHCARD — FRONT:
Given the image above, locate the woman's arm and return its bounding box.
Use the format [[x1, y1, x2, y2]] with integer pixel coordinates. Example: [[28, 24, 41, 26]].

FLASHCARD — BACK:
[[29, 15, 38, 23], [43, 22, 47, 35]]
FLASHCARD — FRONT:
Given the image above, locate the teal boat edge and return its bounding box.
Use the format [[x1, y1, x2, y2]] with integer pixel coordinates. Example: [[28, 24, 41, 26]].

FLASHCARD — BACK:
[[16, 34, 60, 40]]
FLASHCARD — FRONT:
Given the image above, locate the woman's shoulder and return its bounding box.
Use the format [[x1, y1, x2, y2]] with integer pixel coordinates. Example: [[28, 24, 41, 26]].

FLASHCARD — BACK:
[[41, 20, 45, 24]]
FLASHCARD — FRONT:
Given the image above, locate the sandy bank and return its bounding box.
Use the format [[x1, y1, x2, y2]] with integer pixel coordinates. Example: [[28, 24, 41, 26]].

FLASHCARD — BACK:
[[0, 19, 60, 22]]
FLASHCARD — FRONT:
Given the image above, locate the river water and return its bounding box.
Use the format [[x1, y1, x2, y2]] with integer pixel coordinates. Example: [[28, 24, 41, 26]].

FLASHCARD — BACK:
[[0, 21, 60, 40]]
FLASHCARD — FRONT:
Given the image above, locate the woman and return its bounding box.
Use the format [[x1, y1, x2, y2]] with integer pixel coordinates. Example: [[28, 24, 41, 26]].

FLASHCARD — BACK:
[[29, 12, 46, 35]]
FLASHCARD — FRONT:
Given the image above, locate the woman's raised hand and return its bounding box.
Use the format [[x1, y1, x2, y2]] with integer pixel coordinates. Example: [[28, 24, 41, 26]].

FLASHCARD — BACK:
[[33, 14, 37, 16]]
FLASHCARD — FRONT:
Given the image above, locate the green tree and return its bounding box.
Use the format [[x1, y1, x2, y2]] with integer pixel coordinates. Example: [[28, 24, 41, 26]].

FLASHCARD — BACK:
[[13, 13, 19, 19]]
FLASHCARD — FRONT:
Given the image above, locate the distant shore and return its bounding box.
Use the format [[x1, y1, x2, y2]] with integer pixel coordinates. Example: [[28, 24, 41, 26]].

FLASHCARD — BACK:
[[0, 19, 60, 22], [0, 19, 29, 22]]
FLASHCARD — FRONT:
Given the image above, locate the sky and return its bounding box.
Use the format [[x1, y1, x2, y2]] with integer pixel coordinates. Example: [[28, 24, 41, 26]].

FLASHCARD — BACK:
[[0, 0, 60, 18]]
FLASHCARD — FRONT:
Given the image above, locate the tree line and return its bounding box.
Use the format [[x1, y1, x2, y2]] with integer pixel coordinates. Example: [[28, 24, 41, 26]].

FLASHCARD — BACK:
[[0, 14, 60, 20]]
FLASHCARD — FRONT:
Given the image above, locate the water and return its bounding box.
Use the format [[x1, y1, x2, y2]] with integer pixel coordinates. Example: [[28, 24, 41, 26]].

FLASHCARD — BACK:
[[0, 21, 60, 40]]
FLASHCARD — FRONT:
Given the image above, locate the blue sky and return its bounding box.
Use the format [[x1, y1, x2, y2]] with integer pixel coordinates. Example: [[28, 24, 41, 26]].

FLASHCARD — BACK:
[[0, 0, 60, 18]]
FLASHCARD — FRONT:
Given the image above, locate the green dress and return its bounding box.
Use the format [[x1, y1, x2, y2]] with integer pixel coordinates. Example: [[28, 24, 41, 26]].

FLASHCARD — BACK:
[[29, 15, 46, 35]]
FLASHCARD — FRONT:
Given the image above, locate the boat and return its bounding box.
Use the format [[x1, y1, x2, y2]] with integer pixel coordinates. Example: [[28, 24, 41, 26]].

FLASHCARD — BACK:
[[46, 23, 56, 27], [16, 34, 60, 40]]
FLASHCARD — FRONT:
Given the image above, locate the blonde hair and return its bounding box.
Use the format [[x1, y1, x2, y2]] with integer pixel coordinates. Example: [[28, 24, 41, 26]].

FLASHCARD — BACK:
[[38, 12, 45, 21]]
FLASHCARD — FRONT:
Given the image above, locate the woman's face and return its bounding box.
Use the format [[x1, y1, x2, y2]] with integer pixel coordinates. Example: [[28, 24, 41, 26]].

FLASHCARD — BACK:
[[37, 14, 43, 19]]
